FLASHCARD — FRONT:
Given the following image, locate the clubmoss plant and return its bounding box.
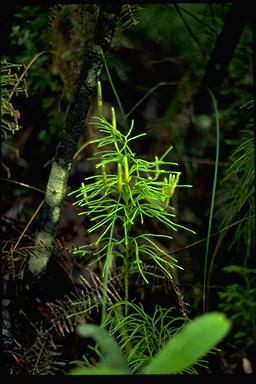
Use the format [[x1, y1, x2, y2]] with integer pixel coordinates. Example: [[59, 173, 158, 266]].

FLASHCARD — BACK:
[[69, 81, 194, 322], [215, 127, 254, 259], [218, 265, 256, 348], [102, 301, 196, 373], [67, 312, 231, 375]]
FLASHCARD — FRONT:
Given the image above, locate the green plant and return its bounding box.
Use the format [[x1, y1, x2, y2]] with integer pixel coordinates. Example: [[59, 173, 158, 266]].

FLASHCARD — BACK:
[[202, 88, 220, 311], [9, 5, 82, 146], [0, 58, 28, 138], [218, 265, 256, 348], [67, 312, 231, 375], [211, 103, 255, 351], [215, 127, 255, 259], [69, 81, 194, 322], [102, 302, 202, 374]]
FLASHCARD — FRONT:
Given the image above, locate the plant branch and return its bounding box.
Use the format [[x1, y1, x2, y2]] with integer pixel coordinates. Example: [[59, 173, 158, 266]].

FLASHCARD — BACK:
[[173, 4, 207, 57]]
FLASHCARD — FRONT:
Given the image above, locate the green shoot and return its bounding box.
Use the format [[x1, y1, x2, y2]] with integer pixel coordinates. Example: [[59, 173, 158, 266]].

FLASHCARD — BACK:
[[69, 81, 194, 323]]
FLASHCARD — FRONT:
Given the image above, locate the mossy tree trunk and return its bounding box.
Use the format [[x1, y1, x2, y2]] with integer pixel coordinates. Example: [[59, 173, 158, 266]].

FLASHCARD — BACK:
[[28, 3, 121, 276]]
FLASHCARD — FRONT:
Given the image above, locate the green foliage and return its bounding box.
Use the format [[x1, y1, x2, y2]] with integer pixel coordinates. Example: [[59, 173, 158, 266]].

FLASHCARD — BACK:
[[216, 127, 255, 257], [67, 81, 198, 375], [103, 302, 188, 373], [132, 4, 223, 64], [214, 101, 255, 351], [9, 5, 83, 145], [218, 265, 256, 347], [9, 5, 51, 97], [69, 82, 194, 321], [75, 323, 130, 373], [67, 312, 231, 375], [0, 58, 28, 138], [9, 5, 63, 145], [10, 5, 50, 62], [143, 312, 230, 374], [4, 3, 252, 374], [38, 110, 65, 144], [220, 23, 252, 101]]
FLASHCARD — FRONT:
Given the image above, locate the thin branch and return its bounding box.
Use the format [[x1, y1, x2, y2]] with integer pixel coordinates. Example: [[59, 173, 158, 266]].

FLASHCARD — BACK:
[[11, 200, 44, 252], [124, 81, 177, 120], [1, 178, 45, 193], [183, 156, 225, 166], [8, 50, 51, 101], [73, 140, 91, 160], [170, 215, 255, 255], [178, 5, 218, 36], [173, 4, 207, 58]]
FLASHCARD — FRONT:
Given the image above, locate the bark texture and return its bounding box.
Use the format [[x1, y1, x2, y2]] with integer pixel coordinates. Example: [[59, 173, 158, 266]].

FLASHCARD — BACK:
[[28, 4, 121, 275]]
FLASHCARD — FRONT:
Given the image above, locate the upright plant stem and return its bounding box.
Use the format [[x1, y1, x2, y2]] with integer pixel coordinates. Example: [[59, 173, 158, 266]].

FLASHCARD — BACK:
[[124, 226, 131, 317], [101, 198, 121, 325], [124, 256, 129, 317], [202, 88, 220, 312], [101, 50, 126, 121], [122, 183, 134, 316]]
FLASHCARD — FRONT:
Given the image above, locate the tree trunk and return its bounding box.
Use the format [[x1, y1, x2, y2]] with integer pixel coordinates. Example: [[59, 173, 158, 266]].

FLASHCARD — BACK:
[[185, 4, 250, 156], [28, 3, 121, 276], [194, 4, 249, 115]]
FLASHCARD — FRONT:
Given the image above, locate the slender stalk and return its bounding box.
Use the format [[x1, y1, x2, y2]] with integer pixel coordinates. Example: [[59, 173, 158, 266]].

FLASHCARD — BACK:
[[202, 88, 220, 312], [101, 203, 119, 325], [101, 50, 126, 126], [124, 254, 129, 317], [124, 216, 132, 317]]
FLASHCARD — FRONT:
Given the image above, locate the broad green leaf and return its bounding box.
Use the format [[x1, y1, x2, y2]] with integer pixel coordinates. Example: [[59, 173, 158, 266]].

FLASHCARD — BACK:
[[68, 367, 127, 375], [77, 324, 131, 373], [143, 312, 231, 374]]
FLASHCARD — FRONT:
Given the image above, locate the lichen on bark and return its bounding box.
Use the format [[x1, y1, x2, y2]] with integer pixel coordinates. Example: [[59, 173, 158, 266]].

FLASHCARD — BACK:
[[28, 4, 121, 276]]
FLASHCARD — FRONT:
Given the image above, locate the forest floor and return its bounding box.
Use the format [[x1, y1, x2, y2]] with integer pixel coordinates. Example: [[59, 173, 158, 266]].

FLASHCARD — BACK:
[[1, 192, 255, 375]]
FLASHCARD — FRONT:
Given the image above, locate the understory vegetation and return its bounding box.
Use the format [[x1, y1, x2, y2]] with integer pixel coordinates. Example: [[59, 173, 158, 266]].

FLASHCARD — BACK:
[[1, 3, 254, 375]]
